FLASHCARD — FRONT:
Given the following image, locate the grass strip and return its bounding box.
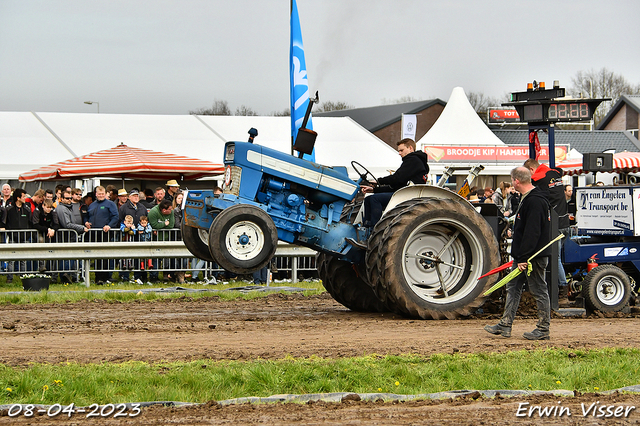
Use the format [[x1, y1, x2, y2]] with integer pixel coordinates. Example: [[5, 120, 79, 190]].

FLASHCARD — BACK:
[[1, 349, 639, 405], [0, 280, 324, 305]]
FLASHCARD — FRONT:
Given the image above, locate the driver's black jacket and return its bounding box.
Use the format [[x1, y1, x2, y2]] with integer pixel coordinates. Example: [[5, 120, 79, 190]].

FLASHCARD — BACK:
[[373, 151, 429, 193]]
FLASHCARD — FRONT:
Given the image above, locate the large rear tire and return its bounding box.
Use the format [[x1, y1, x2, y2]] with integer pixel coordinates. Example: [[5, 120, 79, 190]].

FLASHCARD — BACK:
[[181, 221, 214, 262], [372, 198, 499, 319], [208, 204, 278, 275], [366, 199, 429, 305], [583, 265, 631, 313], [317, 252, 386, 312], [316, 200, 386, 313]]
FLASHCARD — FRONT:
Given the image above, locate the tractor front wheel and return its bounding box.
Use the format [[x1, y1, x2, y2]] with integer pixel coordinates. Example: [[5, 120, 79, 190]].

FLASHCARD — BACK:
[[208, 205, 278, 275]]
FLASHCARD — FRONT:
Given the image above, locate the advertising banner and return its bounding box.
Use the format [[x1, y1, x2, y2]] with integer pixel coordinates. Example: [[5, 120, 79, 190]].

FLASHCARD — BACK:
[[488, 109, 520, 123], [422, 145, 569, 164], [576, 187, 635, 236]]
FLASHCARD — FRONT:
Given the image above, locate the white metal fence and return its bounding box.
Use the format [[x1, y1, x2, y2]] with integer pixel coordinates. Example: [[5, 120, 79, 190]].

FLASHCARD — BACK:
[[1, 229, 316, 287]]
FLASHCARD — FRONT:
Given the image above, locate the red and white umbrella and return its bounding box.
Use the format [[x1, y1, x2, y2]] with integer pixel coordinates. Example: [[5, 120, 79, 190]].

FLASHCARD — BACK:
[[19, 144, 225, 182], [557, 151, 640, 176]]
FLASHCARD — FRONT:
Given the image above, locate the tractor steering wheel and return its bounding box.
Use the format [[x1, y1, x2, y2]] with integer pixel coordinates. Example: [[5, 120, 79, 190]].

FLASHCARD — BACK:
[[351, 161, 379, 187]]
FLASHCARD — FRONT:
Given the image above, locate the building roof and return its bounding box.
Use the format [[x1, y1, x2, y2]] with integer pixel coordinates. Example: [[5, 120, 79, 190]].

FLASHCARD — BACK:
[[492, 129, 640, 153], [315, 99, 445, 132], [596, 94, 640, 130]]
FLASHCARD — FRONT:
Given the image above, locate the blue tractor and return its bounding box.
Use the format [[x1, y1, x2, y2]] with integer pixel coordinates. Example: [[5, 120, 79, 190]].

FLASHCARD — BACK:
[[181, 126, 501, 319]]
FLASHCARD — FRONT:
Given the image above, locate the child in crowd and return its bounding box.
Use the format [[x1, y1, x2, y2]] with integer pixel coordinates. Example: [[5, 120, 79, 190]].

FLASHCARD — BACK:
[[137, 216, 153, 270], [120, 214, 136, 271]]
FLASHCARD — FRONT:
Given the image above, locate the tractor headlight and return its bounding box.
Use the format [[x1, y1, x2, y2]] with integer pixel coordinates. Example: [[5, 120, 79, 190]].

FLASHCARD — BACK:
[[225, 143, 235, 162]]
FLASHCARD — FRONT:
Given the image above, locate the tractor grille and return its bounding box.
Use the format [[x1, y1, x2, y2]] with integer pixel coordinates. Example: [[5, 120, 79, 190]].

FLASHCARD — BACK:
[[224, 166, 242, 196]]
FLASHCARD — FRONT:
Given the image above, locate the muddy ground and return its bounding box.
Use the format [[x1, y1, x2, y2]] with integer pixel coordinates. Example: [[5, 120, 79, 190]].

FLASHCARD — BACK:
[[2, 292, 640, 425]]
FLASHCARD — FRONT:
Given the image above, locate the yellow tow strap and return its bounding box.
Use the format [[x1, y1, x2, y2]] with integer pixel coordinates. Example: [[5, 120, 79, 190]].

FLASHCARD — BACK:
[[483, 234, 564, 296]]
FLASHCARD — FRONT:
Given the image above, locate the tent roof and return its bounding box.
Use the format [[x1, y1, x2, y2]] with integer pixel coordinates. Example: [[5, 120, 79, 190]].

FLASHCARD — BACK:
[[195, 116, 400, 177], [0, 112, 75, 180], [558, 151, 640, 176], [417, 87, 506, 146], [34, 112, 227, 161], [19, 144, 225, 182], [0, 112, 399, 181]]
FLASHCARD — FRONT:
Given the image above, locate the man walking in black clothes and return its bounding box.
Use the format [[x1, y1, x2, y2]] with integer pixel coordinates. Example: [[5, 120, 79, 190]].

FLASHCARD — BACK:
[[485, 166, 552, 340]]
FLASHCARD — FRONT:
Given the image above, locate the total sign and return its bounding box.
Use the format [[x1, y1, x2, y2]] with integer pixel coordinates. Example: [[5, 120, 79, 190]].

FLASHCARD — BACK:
[[576, 187, 638, 236]]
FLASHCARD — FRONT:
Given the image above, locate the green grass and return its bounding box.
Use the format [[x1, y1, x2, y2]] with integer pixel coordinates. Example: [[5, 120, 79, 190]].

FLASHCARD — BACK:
[[1, 349, 639, 405], [0, 278, 325, 304]]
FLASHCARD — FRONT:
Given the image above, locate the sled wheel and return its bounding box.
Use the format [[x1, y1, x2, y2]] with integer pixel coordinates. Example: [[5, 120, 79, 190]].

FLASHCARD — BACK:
[[317, 252, 386, 313], [181, 221, 214, 262], [583, 265, 631, 313], [208, 204, 278, 275], [373, 198, 499, 319]]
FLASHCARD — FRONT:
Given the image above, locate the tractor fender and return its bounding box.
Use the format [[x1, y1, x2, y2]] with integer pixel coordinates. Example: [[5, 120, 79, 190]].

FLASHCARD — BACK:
[[383, 184, 471, 217]]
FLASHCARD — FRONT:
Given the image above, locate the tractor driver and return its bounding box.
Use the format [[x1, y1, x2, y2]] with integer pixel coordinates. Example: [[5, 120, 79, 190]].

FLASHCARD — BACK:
[[347, 138, 429, 249]]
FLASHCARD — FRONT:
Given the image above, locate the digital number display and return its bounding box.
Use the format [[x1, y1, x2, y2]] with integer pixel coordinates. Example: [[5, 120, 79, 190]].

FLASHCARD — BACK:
[[547, 103, 590, 121]]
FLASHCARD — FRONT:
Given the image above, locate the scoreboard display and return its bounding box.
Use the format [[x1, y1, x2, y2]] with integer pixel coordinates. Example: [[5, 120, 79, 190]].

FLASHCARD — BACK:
[[516, 100, 602, 123], [503, 83, 608, 124]]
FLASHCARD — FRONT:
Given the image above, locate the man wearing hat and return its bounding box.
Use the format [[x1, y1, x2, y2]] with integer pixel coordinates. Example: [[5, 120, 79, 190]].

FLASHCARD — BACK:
[[164, 180, 180, 203], [116, 188, 128, 210]]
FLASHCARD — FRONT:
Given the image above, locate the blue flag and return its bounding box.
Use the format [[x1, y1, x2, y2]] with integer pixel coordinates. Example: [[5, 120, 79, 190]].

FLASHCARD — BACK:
[[290, 0, 315, 161]]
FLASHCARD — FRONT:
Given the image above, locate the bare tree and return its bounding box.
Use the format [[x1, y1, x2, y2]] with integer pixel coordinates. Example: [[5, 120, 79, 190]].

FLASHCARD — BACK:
[[380, 96, 422, 105], [234, 105, 258, 116], [189, 100, 231, 116], [468, 92, 510, 113], [270, 108, 290, 117], [569, 68, 640, 124], [314, 101, 353, 113], [467, 91, 511, 122]]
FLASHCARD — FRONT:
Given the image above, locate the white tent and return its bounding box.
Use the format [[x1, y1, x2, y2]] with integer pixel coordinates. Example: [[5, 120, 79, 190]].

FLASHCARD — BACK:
[[417, 87, 506, 147], [417, 87, 524, 186], [0, 112, 399, 183], [198, 115, 400, 178], [0, 112, 75, 180]]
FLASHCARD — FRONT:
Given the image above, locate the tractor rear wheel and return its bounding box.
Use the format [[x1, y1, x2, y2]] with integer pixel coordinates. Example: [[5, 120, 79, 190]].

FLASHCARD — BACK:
[[317, 252, 386, 313], [371, 198, 499, 319], [208, 205, 278, 275], [181, 221, 214, 262], [316, 200, 386, 313], [366, 199, 429, 305], [582, 265, 631, 313]]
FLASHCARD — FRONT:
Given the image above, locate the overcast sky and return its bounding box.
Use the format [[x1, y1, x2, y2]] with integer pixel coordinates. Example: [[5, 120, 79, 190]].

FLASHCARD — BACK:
[[1, 0, 639, 116]]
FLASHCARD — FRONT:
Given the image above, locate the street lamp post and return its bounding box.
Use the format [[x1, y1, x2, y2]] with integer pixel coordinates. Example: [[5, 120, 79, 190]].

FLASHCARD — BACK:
[[84, 101, 100, 113]]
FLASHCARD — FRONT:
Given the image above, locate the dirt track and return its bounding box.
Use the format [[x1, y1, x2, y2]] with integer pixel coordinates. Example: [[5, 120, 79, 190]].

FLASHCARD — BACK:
[[2, 293, 640, 424]]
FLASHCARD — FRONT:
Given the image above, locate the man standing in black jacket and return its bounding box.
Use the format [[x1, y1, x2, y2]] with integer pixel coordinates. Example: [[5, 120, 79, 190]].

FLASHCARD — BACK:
[[2, 188, 33, 279], [485, 166, 552, 340], [524, 158, 569, 291], [360, 138, 429, 228]]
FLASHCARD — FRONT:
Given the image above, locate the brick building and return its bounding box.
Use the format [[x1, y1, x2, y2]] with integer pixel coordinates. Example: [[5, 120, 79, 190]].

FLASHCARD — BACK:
[[597, 94, 640, 139], [315, 99, 445, 149]]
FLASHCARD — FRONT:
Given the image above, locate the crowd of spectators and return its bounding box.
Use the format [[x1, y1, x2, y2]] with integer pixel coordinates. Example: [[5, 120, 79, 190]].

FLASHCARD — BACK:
[[0, 180, 213, 285], [468, 183, 521, 217]]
